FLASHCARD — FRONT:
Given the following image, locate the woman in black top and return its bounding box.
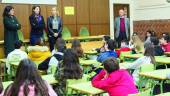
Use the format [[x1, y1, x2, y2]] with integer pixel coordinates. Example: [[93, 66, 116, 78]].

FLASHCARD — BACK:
[[29, 6, 45, 45]]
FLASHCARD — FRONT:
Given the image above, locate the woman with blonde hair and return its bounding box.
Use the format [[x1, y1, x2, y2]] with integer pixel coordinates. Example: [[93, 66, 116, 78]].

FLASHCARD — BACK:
[[47, 7, 63, 51]]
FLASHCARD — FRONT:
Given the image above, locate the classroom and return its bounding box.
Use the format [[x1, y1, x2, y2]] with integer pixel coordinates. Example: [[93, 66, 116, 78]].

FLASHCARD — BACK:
[[0, 0, 170, 96]]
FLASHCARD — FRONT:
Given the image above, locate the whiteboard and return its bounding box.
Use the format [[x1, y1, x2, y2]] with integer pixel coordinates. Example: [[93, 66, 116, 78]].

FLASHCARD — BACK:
[[1, 0, 57, 5]]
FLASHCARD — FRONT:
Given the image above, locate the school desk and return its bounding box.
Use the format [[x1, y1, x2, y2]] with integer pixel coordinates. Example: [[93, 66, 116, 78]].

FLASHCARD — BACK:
[[42, 74, 58, 84], [64, 35, 103, 42], [155, 92, 170, 96], [139, 69, 170, 93], [2, 81, 13, 89], [164, 52, 170, 57], [68, 81, 104, 96], [66, 41, 103, 52]]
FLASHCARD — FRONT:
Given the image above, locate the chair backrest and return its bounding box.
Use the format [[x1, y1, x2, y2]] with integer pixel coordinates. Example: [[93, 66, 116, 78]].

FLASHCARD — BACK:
[[128, 88, 151, 96], [62, 27, 71, 39], [79, 27, 90, 37], [43, 31, 48, 42], [140, 64, 154, 72], [17, 30, 24, 41], [120, 51, 132, 61]]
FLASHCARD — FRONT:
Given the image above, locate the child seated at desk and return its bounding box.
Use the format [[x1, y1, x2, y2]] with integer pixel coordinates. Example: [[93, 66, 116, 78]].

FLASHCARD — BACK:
[[97, 39, 117, 63], [96, 35, 110, 53], [125, 42, 155, 84], [27, 38, 51, 61], [54, 49, 83, 95], [71, 39, 84, 58], [0, 81, 3, 96], [6, 40, 28, 74], [92, 57, 138, 96], [160, 35, 170, 52], [116, 39, 131, 57], [130, 34, 144, 53], [150, 37, 164, 56], [4, 59, 57, 96], [38, 38, 66, 73]]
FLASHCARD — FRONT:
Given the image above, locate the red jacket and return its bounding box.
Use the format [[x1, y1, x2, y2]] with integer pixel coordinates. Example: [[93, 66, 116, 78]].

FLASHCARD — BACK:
[[92, 70, 138, 96], [161, 43, 170, 52], [116, 47, 131, 57]]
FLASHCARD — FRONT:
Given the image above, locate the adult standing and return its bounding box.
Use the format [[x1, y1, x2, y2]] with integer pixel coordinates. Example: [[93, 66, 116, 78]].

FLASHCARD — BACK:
[[115, 9, 130, 48], [29, 6, 45, 45], [47, 7, 63, 51], [3, 6, 21, 57]]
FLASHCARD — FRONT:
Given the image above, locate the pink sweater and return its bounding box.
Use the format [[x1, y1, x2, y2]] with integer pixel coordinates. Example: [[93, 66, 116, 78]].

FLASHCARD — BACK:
[[4, 81, 57, 96], [92, 69, 138, 96]]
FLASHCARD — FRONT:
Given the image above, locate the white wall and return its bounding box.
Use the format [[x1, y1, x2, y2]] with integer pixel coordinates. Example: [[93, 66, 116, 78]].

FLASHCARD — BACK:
[[133, 0, 170, 21], [109, 0, 134, 39]]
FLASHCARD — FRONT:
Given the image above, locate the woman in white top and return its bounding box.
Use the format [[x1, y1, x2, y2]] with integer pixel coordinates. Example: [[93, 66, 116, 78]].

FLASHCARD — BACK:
[[126, 42, 156, 84]]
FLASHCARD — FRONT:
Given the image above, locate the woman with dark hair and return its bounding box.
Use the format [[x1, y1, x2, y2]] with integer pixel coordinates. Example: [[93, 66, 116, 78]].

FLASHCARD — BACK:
[[3, 6, 21, 57], [47, 7, 63, 51], [126, 42, 155, 84], [71, 39, 84, 57], [29, 6, 45, 45], [97, 39, 117, 63], [92, 57, 138, 96], [4, 59, 57, 96], [54, 49, 83, 95]]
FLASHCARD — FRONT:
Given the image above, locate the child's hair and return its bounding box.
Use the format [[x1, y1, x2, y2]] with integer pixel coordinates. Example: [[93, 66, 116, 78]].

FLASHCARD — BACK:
[[55, 38, 66, 53], [71, 39, 84, 57], [0, 80, 3, 94], [121, 39, 129, 46], [106, 39, 116, 51], [62, 49, 83, 79], [145, 30, 154, 40], [15, 40, 23, 49], [103, 57, 120, 74], [162, 35, 170, 43], [35, 38, 44, 46], [103, 35, 110, 42], [150, 37, 159, 46], [4, 59, 49, 96], [162, 32, 169, 37], [132, 35, 144, 52], [144, 42, 155, 64]]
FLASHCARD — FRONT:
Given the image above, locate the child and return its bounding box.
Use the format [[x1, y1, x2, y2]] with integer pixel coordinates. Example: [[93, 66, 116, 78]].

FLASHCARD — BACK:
[[150, 37, 164, 56], [6, 40, 28, 74], [131, 34, 144, 53], [27, 38, 51, 61], [92, 57, 138, 96], [4, 59, 57, 96], [71, 39, 84, 57], [125, 42, 155, 84], [0, 81, 3, 96], [160, 35, 170, 52], [54, 49, 83, 95], [96, 35, 111, 53], [145, 30, 154, 44], [116, 39, 131, 57], [38, 38, 66, 72], [162, 32, 170, 37], [97, 39, 117, 63]]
